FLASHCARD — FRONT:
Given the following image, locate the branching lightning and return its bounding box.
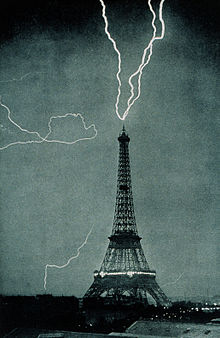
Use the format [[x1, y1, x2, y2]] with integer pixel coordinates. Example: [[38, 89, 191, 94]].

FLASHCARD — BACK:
[[0, 98, 97, 150], [44, 226, 94, 290], [1, 1, 166, 293], [99, 0, 166, 120], [0, 36, 98, 291]]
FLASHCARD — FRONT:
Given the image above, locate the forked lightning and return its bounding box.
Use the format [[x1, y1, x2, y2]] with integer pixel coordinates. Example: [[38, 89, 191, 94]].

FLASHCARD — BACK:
[[0, 98, 97, 150], [99, 0, 166, 120]]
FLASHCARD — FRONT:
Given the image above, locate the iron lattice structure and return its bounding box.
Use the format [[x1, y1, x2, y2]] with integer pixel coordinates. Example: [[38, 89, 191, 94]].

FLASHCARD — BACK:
[[84, 128, 171, 306]]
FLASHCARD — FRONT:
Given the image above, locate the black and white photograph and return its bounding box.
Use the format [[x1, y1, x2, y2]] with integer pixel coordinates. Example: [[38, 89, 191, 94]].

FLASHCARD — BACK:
[[0, 0, 219, 337]]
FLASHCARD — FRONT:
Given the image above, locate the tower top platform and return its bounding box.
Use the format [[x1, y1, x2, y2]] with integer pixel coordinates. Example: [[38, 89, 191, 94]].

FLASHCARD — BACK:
[[118, 126, 130, 143]]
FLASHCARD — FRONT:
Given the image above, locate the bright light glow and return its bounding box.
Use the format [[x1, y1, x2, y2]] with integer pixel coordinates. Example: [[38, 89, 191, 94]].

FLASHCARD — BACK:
[[94, 271, 156, 278], [99, 0, 166, 120], [0, 98, 97, 150], [201, 306, 220, 311], [44, 226, 93, 290]]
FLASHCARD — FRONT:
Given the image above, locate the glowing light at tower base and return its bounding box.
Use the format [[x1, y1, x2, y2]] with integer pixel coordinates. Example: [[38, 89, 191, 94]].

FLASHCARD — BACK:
[[94, 271, 156, 278]]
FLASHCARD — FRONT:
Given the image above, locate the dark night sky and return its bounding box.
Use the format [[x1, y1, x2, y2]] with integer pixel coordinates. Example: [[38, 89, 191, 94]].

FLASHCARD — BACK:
[[0, 0, 219, 299]]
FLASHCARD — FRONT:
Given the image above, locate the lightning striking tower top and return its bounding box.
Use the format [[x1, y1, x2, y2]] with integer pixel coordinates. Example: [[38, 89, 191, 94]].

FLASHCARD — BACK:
[[99, 0, 166, 120], [84, 128, 171, 306]]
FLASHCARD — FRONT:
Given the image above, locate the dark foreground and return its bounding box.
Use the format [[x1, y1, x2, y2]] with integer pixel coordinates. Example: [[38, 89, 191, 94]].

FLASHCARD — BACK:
[[1, 295, 220, 337]]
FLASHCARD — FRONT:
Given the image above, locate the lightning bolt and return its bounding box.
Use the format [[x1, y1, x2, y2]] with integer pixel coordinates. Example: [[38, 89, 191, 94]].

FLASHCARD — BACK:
[[0, 72, 44, 83], [44, 226, 94, 290], [162, 272, 184, 288], [99, 0, 122, 120], [0, 98, 97, 150], [99, 0, 166, 120]]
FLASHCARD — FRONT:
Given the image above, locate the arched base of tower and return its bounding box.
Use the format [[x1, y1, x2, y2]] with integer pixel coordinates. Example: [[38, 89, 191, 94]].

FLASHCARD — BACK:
[[83, 274, 172, 308]]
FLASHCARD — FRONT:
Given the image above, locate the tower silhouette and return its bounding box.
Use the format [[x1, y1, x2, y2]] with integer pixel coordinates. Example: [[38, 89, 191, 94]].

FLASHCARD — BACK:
[[84, 127, 171, 306]]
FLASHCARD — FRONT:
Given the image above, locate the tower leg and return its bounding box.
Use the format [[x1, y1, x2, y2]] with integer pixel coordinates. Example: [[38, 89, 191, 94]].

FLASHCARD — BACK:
[[146, 280, 171, 306]]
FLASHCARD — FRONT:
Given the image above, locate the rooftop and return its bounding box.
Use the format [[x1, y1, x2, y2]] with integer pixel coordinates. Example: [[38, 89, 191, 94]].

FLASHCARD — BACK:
[[126, 320, 220, 337]]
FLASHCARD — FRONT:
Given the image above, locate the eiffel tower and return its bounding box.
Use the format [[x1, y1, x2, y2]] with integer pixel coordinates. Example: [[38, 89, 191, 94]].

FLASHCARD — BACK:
[[84, 127, 171, 306]]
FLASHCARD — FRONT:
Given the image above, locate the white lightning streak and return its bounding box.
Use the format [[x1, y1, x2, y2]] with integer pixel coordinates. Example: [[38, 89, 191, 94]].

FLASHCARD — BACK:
[[162, 272, 184, 288], [0, 98, 97, 150], [99, 0, 122, 120], [125, 0, 165, 119], [0, 72, 44, 83], [44, 226, 93, 290], [99, 0, 166, 120]]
